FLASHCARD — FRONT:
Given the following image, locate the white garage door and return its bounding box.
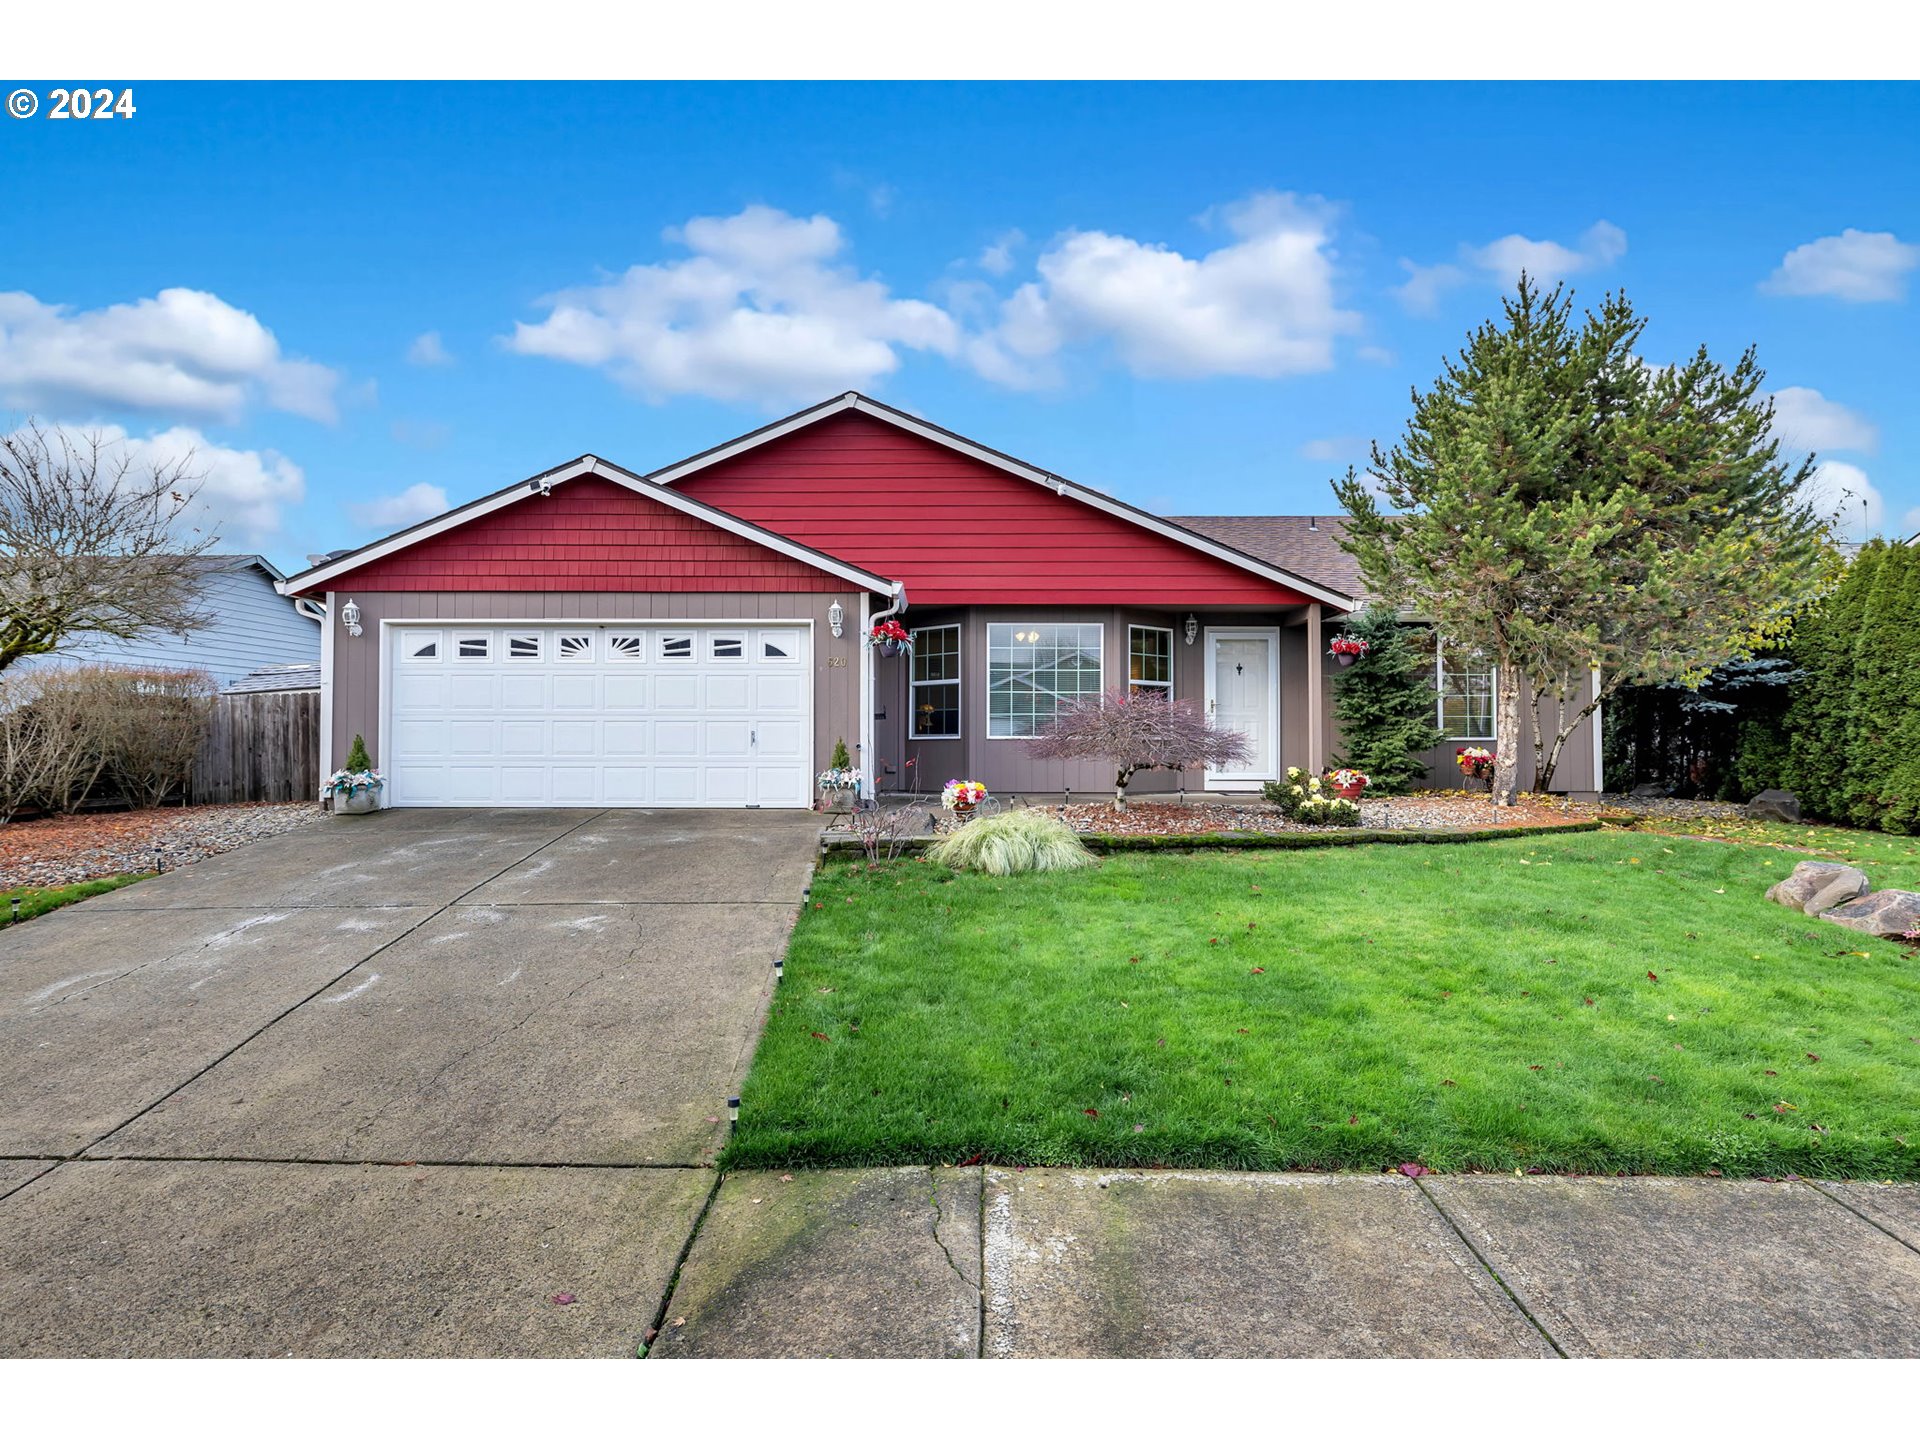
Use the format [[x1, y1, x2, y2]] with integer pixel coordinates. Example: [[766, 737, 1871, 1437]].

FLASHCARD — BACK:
[[384, 623, 812, 808]]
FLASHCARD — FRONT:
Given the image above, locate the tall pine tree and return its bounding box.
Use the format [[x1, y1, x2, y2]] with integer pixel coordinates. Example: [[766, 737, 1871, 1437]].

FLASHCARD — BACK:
[[1329, 607, 1443, 794]]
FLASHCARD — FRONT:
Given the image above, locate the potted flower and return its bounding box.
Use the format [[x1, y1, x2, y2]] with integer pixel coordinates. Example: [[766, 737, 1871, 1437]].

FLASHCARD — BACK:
[[1326, 766, 1369, 800], [816, 737, 861, 813], [868, 618, 912, 658], [1329, 634, 1370, 668], [324, 734, 384, 815], [1455, 746, 1495, 793], [941, 778, 988, 818]]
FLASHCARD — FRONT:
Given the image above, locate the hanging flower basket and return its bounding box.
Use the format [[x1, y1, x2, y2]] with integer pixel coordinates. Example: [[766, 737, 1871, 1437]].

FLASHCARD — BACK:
[[868, 619, 912, 658], [1329, 635, 1370, 668]]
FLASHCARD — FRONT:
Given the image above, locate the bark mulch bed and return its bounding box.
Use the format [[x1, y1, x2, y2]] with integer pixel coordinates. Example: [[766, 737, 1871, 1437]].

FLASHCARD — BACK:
[[0, 803, 323, 889]]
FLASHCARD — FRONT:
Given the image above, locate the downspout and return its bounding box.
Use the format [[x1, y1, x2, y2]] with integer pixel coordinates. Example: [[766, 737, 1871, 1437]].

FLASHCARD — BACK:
[[860, 581, 907, 801]]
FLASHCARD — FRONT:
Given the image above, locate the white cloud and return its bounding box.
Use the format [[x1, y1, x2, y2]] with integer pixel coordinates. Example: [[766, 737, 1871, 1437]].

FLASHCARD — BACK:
[[1300, 436, 1364, 462], [348, 481, 449, 532], [1395, 221, 1627, 312], [1393, 260, 1465, 316], [11, 422, 307, 545], [966, 192, 1362, 388], [1464, 220, 1627, 288], [978, 230, 1024, 276], [1761, 229, 1919, 303], [0, 288, 341, 423], [1800, 459, 1883, 539], [1769, 386, 1877, 454], [506, 204, 959, 406], [406, 331, 453, 366]]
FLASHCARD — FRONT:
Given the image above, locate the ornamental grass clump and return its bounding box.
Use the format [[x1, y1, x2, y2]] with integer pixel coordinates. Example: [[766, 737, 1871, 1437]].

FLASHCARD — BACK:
[[926, 808, 1095, 875]]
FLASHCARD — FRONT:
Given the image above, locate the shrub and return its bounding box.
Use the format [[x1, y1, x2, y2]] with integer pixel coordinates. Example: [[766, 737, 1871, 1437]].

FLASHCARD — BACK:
[[846, 801, 928, 862], [1328, 607, 1442, 794], [0, 667, 114, 818], [1261, 767, 1360, 826], [1030, 687, 1250, 811], [926, 808, 1095, 875], [95, 667, 217, 808], [828, 736, 852, 772], [345, 733, 373, 772]]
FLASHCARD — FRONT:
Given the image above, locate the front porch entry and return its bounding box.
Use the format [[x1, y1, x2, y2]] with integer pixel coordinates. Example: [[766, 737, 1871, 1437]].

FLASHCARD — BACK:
[[1203, 626, 1279, 788]]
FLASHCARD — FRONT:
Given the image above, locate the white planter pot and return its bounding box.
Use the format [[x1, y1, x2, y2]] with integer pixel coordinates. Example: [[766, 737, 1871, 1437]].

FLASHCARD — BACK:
[[336, 790, 382, 815]]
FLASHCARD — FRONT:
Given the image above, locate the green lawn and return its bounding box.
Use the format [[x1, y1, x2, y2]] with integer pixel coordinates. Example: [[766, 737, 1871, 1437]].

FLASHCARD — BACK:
[[728, 831, 1920, 1178], [0, 874, 146, 929]]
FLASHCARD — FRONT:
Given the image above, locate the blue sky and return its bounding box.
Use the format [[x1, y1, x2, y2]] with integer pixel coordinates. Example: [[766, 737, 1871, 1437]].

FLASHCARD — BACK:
[[2, 80, 1915, 571]]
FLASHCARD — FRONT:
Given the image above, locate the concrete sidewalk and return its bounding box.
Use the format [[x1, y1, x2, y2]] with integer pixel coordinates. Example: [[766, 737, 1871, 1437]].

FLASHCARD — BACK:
[[650, 1167, 1920, 1358]]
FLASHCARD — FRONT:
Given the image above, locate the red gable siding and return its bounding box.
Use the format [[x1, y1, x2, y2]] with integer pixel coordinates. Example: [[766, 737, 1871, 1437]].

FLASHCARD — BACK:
[[674, 412, 1308, 606], [314, 477, 851, 593]]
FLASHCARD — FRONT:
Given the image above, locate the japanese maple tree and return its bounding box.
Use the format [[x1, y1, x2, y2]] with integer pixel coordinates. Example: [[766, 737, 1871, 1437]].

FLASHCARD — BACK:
[[1031, 687, 1251, 811]]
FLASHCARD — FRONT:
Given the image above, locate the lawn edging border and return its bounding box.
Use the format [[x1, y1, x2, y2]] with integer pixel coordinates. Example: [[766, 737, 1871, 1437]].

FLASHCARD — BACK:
[[819, 817, 1603, 859]]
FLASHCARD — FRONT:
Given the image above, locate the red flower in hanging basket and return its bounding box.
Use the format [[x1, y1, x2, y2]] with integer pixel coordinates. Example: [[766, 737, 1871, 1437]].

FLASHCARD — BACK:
[[1328, 635, 1370, 657]]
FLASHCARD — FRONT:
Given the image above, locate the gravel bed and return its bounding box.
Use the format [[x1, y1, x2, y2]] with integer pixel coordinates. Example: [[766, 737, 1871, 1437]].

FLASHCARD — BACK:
[[0, 803, 324, 889], [829, 791, 1588, 838]]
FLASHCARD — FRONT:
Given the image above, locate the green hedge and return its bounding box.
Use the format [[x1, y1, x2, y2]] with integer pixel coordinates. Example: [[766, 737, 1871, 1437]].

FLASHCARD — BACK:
[[1776, 540, 1920, 834]]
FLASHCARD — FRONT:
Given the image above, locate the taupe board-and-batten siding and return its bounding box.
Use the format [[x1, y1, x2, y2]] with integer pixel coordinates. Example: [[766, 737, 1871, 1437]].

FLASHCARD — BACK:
[[191, 689, 321, 804], [325, 591, 864, 777]]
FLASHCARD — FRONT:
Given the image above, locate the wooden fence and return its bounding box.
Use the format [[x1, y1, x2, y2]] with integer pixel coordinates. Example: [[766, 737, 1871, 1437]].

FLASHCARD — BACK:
[[191, 689, 321, 804]]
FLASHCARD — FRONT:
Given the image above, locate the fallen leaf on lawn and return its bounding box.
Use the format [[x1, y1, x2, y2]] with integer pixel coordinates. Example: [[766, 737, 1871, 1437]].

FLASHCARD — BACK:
[[1583, 996, 1595, 1006], [1528, 1064, 1543, 1070], [1397, 1162, 1430, 1177], [1236, 1027, 1249, 1034], [751, 1197, 764, 1205], [671, 1317, 686, 1328], [1765, 1069, 1778, 1076], [780, 1174, 793, 1182], [957, 1153, 983, 1166], [1133, 1123, 1145, 1132], [1647, 971, 1659, 983], [1806, 1053, 1820, 1063], [1348, 1114, 1358, 1125], [1250, 966, 1265, 974], [1083, 1107, 1100, 1118], [1775, 1101, 1798, 1112], [1441, 1078, 1457, 1087], [809, 1031, 831, 1042]]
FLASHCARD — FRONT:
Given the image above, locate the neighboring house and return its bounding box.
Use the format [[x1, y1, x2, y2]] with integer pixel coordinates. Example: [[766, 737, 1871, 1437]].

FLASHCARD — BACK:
[[282, 394, 1604, 809], [15, 555, 323, 690]]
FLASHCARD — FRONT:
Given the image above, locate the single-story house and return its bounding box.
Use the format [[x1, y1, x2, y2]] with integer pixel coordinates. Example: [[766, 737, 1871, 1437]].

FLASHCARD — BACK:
[[282, 394, 1602, 808], [15, 554, 323, 690]]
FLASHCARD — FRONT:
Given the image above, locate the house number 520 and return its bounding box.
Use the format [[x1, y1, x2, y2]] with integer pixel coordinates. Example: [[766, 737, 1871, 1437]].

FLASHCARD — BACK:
[[825, 656, 847, 668]]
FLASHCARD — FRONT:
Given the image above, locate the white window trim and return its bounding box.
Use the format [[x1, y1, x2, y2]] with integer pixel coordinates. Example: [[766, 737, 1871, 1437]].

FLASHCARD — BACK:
[[986, 621, 1105, 741], [1436, 639, 1497, 742], [909, 622, 963, 740], [1127, 624, 1175, 697]]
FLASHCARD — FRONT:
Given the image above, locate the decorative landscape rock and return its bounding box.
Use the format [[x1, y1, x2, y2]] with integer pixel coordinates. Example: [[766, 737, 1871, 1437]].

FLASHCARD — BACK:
[[1629, 782, 1669, 799], [1802, 872, 1873, 916], [1746, 789, 1802, 823], [1765, 861, 1868, 911], [1820, 889, 1920, 941]]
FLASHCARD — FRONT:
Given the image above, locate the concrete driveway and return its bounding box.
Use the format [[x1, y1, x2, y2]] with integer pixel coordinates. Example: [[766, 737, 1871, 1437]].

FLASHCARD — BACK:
[[0, 807, 821, 1357]]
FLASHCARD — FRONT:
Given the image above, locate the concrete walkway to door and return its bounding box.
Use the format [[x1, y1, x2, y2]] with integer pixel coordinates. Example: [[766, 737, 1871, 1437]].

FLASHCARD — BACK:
[[0, 806, 822, 1358]]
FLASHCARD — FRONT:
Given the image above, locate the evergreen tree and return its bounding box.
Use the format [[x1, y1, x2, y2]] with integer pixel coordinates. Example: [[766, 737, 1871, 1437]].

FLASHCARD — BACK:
[[1336, 278, 1829, 804], [1781, 544, 1883, 820], [1846, 544, 1920, 833], [1329, 607, 1442, 794], [344, 733, 373, 773]]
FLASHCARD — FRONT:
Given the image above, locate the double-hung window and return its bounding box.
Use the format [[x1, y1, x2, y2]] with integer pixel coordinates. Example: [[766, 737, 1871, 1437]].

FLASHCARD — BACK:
[[910, 624, 962, 738], [1128, 625, 1174, 698], [1437, 642, 1496, 739], [987, 623, 1103, 738]]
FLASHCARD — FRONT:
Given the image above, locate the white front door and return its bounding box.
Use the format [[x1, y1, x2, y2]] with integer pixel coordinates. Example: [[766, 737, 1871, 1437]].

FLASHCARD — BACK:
[[1204, 628, 1278, 786], [383, 622, 812, 808]]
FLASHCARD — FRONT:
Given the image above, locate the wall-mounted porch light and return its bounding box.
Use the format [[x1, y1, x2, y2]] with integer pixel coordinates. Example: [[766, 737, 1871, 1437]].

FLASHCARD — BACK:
[[828, 600, 845, 638], [340, 598, 363, 638], [1184, 613, 1198, 646]]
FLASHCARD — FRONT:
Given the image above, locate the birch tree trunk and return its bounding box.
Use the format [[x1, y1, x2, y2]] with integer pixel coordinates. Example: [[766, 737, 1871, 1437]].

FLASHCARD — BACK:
[[1493, 657, 1523, 806]]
